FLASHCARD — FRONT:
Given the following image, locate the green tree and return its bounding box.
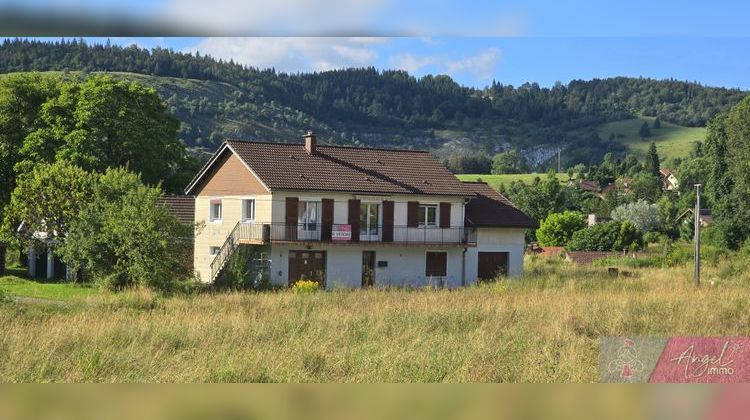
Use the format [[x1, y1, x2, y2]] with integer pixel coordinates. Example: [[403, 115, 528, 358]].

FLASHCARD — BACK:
[[639, 122, 651, 138], [653, 117, 661, 129], [610, 199, 663, 232], [0, 73, 61, 274], [17, 75, 188, 191], [60, 168, 193, 290], [536, 211, 586, 247], [491, 150, 528, 174], [644, 142, 660, 178], [2, 161, 94, 247], [567, 221, 642, 251]]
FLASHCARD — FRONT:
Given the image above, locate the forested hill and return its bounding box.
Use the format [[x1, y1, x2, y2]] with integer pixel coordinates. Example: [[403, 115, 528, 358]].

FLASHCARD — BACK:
[[0, 38, 746, 169]]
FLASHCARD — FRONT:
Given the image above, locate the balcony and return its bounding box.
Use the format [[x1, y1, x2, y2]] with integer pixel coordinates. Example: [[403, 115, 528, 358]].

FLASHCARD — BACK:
[[233, 222, 476, 247]]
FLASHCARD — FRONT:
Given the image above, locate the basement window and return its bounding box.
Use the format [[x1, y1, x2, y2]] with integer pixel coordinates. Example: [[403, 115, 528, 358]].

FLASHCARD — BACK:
[[425, 251, 447, 277]]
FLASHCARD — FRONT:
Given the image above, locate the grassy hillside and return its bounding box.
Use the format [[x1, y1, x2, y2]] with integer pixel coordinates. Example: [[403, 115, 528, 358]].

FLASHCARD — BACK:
[[1, 256, 749, 382], [597, 117, 706, 161], [456, 173, 569, 190]]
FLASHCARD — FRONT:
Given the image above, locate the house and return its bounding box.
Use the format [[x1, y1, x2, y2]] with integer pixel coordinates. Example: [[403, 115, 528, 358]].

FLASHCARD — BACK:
[[526, 244, 565, 258], [660, 169, 679, 191], [183, 131, 537, 288], [677, 208, 713, 227], [577, 180, 600, 193], [564, 251, 619, 265]]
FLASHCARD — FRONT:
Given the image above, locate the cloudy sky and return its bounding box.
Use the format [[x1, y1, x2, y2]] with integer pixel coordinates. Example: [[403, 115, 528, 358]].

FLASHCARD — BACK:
[[11, 0, 750, 88]]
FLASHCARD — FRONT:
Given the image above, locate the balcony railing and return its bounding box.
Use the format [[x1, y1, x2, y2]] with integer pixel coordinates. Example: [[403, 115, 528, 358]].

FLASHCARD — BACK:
[[232, 222, 476, 246]]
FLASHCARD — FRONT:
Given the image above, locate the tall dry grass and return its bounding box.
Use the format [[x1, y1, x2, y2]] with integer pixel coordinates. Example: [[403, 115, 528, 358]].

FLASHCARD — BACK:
[[1, 256, 749, 382]]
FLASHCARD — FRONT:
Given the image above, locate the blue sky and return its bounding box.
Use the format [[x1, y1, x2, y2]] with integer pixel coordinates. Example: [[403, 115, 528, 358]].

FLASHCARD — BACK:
[[67, 36, 750, 90], [11, 0, 750, 89]]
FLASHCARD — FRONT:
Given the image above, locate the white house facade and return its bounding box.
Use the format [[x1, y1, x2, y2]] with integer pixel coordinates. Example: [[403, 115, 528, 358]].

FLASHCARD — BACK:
[[183, 132, 537, 289]]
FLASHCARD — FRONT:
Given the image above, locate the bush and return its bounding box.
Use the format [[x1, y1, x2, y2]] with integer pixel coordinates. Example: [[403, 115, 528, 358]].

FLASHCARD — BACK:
[[536, 211, 586, 247], [61, 168, 194, 291], [643, 231, 667, 245], [567, 221, 643, 251], [611, 199, 662, 233], [292, 280, 320, 294]]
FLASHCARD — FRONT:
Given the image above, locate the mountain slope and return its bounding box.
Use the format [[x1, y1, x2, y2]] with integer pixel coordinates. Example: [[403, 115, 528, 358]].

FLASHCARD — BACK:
[[0, 39, 746, 169]]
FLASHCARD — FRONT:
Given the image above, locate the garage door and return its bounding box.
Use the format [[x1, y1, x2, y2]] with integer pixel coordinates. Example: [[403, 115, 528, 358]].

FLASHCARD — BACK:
[[478, 252, 509, 281]]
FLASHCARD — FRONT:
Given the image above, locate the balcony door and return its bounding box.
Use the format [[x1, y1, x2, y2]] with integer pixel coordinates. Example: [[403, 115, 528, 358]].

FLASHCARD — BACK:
[[297, 201, 320, 241], [359, 202, 380, 241]]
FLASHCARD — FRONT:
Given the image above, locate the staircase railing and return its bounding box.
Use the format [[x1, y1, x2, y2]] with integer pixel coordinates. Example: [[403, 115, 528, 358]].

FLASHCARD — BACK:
[[209, 221, 243, 282]]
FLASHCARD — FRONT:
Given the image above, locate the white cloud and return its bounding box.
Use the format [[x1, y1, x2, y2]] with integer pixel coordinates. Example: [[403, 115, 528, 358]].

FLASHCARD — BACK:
[[188, 37, 382, 73], [389, 53, 437, 73], [445, 47, 501, 81]]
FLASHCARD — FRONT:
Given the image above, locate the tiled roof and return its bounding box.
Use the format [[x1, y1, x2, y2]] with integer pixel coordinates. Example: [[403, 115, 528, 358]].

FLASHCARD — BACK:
[[188, 140, 474, 197], [564, 251, 619, 265], [462, 181, 538, 228], [158, 195, 195, 225]]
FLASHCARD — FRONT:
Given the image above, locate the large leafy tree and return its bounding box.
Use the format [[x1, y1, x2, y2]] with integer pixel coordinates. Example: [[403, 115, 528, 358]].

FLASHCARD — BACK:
[[2, 161, 94, 247], [60, 168, 193, 290], [0, 74, 60, 274], [705, 96, 750, 248], [536, 211, 586, 247], [17, 75, 189, 190], [610, 199, 663, 233]]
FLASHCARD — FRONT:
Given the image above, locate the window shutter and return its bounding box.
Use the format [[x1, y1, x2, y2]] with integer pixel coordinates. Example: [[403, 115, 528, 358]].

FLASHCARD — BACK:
[[285, 197, 298, 241], [382, 200, 394, 242], [439, 202, 451, 228], [407, 201, 419, 227], [348, 199, 361, 242], [321, 199, 334, 241]]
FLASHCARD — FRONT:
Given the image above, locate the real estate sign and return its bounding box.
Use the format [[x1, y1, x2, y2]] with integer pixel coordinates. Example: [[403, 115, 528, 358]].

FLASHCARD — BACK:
[[332, 225, 352, 241]]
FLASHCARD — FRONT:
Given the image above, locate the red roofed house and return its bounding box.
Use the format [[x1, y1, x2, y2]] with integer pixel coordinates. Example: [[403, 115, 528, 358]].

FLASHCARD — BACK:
[[183, 131, 537, 288]]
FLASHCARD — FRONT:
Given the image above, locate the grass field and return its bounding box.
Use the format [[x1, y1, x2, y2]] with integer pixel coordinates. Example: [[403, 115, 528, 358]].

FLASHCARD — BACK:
[[598, 117, 706, 162], [456, 173, 569, 190], [0, 267, 98, 301], [1, 256, 749, 382]]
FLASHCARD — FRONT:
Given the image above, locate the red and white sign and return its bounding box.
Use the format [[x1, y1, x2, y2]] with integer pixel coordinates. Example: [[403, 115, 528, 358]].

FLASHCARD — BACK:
[[332, 225, 352, 241]]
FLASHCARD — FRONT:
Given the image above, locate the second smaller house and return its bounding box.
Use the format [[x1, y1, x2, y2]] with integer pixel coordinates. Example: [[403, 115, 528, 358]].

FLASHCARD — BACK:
[[677, 208, 713, 227], [576, 180, 600, 193], [660, 169, 679, 191]]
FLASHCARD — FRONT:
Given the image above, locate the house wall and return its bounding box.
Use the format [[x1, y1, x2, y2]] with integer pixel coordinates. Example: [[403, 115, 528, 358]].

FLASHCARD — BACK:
[[465, 227, 527, 283], [270, 190, 466, 227], [268, 243, 468, 289]]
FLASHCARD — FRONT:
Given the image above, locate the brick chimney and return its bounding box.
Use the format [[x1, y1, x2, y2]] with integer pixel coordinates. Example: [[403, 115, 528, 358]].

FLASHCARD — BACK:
[[304, 130, 316, 155]]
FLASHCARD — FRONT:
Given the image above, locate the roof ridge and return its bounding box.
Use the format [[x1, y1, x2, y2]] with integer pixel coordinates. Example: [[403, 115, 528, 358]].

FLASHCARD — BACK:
[[224, 139, 431, 154]]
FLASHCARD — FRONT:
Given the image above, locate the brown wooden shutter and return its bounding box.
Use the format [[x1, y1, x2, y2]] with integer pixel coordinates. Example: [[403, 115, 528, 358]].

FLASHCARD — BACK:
[[382, 200, 394, 242], [425, 252, 447, 277], [439, 202, 451, 228], [321, 199, 334, 241], [348, 199, 361, 242], [285, 197, 298, 241], [407, 201, 419, 227]]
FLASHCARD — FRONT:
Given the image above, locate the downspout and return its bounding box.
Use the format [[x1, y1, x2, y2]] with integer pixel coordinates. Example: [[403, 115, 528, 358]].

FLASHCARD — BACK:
[[461, 247, 467, 287]]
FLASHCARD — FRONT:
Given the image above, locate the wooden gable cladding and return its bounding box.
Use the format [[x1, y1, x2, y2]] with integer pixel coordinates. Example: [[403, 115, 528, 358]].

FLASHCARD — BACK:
[[382, 200, 394, 242], [407, 201, 419, 227], [439, 202, 451, 228], [321, 199, 334, 241], [348, 199, 361, 242], [195, 151, 268, 196]]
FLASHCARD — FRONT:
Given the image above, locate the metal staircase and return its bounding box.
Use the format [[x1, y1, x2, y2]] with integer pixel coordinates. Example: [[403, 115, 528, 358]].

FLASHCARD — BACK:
[[209, 221, 243, 282]]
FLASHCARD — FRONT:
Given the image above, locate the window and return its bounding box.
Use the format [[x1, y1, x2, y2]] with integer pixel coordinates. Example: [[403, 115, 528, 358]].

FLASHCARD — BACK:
[[419, 204, 438, 227], [210, 199, 223, 222], [425, 252, 447, 277], [298, 201, 320, 231], [209, 246, 221, 256], [242, 199, 255, 222], [359, 202, 380, 236]]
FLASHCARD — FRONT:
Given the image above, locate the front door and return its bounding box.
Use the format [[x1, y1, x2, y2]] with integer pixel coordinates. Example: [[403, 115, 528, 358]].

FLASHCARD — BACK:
[[478, 252, 509, 281], [362, 251, 375, 287], [288, 250, 326, 287]]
